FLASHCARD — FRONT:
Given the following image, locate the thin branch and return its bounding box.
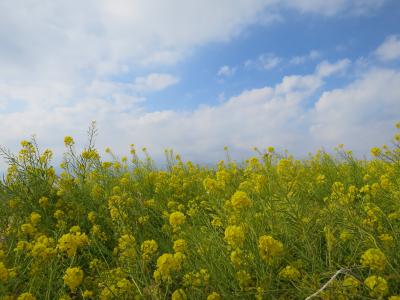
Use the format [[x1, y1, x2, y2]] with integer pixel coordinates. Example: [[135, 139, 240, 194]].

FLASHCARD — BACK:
[[305, 268, 362, 300]]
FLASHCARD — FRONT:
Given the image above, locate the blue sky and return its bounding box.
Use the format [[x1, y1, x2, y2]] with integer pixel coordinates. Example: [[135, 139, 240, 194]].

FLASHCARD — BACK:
[[148, 1, 400, 110], [1, 0, 400, 165]]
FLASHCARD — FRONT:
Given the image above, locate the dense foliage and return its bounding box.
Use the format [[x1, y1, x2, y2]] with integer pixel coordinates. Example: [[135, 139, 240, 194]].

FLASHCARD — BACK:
[[1, 123, 400, 299]]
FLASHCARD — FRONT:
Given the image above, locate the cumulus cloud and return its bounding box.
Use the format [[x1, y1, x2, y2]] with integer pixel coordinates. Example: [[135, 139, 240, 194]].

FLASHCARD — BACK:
[[2, 59, 377, 165], [290, 50, 321, 65], [83, 74, 178, 98], [0, 0, 385, 84], [375, 35, 400, 61], [133, 73, 179, 92], [1, 55, 399, 168], [245, 53, 282, 70], [218, 65, 236, 77], [0, 1, 272, 81], [0, 81, 75, 110], [0, 1, 386, 102], [259, 53, 282, 70], [0, 0, 273, 112], [311, 68, 400, 151], [316, 59, 351, 77]]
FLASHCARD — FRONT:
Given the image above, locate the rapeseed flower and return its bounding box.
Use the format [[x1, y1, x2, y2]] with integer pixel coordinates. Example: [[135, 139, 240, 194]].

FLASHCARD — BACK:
[[316, 174, 326, 184], [53, 209, 65, 219], [183, 269, 210, 287], [0, 262, 9, 282], [173, 239, 187, 253], [64, 136, 75, 146], [224, 225, 245, 248], [117, 234, 136, 259], [342, 275, 360, 294], [141, 240, 158, 261], [138, 215, 150, 225], [91, 224, 107, 241], [14, 240, 31, 252], [364, 275, 388, 297], [279, 265, 301, 281], [57, 230, 89, 257], [17, 293, 36, 300], [20, 223, 35, 236], [211, 217, 223, 228], [371, 147, 382, 157], [171, 289, 187, 300], [360, 248, 387, 271], [87, 211, 96, 223], [379, 233, 394, 247], [207, 292, 221, 300], [236, 270, 252, 288], [63, 267, 84, 292], [258, 235, 284, 263], [230, 191, 252, 210], [169, 211, 186, 229], [203, 177, 223, 193], [38, 196, 49, 207], [30, 212, 41, 225], [82, 290, 94, 299], [153, 252, 185, 283], [230, 248, 245, 268], [339, 230, 352, 241], [29, 235, 56, 259]]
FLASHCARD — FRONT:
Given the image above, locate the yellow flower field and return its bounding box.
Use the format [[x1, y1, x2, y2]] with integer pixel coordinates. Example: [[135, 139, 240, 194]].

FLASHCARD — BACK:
[[1, 122, 400, 299]]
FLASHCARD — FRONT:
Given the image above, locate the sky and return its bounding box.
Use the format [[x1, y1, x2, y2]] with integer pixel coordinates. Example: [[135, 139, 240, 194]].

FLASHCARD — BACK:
[[1, 0, 400, 166]]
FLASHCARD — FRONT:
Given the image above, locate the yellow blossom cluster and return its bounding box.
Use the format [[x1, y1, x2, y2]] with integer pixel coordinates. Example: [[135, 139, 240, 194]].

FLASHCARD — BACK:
[[360, 248, 387, 271], [116, 234, 136, 260], [63, 267, 84, 292], [183, 268, 210, 287], [258, 235, 284, 263], [153, 252, 186, 283], [57, 227, 89, 257], [278, 265, 301, 281], [364, 275, 388, 297], [169, 211, 186, 230], [224, 225, 246, 248], [173, 239, 187, 253], [230, 191, 252, 210], [141, 239, 158, 261]]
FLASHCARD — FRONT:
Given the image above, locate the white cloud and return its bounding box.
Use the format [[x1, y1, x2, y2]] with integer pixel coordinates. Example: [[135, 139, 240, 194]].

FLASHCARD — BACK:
[[290, 50, 321, 65], [0, 1, 272, 82], [316, 59, 350, 77], [1, 58, 399, 166], [311, 68, 400, 151], [246, 53, 282, 70], [0, 0, 385, 84], [0, 0, 273, 112], [4, 59, 380, 165], [0, 81, 75, 109], [85, 74, 178, 98], [375, 35, 400, 62], [260, 53, 282, 70], [0, 72, 176, 116], [218, 65, 236, 77], [133, 73, 180, 92], [0, 1, 386, 110]]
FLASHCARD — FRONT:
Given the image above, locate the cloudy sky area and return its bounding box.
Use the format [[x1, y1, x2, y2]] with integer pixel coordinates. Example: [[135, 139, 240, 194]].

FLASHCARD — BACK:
[[1, 0, 400, 166]]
